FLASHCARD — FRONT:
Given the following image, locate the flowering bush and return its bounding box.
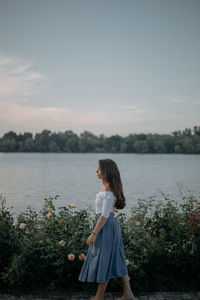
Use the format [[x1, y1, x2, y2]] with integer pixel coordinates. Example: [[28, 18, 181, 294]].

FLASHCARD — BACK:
[[118, 186, 200, 293], [0, 185, 200, 295], [0, 194, 92, 294], [0, 194, 19, 292]]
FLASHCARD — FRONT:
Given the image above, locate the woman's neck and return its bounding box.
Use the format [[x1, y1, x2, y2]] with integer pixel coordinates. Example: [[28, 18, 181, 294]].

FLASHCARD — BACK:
[[102, 181, 110, 188]]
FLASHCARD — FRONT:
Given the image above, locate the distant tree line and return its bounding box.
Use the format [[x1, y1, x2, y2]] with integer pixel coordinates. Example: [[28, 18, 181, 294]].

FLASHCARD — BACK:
[[0, 126, 200, 154]]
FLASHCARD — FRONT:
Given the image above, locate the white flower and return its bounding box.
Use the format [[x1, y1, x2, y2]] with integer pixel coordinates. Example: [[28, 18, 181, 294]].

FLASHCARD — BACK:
[[135, 221, 140, 226], [19, 223, 26, 229], [58, 240, 65, 246]]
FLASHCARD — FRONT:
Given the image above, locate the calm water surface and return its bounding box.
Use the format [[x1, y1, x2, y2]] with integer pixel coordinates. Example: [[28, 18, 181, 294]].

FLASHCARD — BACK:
[[0, 153, 200, 219]]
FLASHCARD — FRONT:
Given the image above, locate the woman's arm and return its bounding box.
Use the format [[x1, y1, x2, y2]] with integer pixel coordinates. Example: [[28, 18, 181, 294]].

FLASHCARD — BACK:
[[92, 215, 107, 234], [86, 194, 114, 245], [86, 216, 107, 246]]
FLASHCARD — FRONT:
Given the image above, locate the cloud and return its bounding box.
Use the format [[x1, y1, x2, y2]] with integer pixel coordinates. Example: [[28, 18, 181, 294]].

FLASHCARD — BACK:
[[0, 101, 71, 123], [114, 104, 147, 114], [0, 99, 199, 137], [171, 98, 200, 105], [10, 63, 32, 75], [120, 105, 137, 110], [0, 52, 198, 137], [171, 98, 184, 103], [0, 98, 152, 136], [0, 100, 140, 126], [0, 52, 144, 135], [0, 52, 46, 103]]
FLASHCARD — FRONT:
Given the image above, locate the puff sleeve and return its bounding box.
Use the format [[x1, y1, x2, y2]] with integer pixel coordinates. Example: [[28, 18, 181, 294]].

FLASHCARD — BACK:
[[101, 192, 115, 219]]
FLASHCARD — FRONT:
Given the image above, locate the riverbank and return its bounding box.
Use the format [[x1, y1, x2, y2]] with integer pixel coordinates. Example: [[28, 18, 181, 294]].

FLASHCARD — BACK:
[[1, 191, 200, 295], [1, 291, 200, 299]]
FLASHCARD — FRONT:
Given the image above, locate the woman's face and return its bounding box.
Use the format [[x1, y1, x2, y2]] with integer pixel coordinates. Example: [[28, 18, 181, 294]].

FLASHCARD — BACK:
[[96, 164, 103, 179]]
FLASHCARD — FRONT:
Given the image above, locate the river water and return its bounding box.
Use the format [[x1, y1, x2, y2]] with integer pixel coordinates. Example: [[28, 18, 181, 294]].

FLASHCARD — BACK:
[[0, 153, 200, 219]]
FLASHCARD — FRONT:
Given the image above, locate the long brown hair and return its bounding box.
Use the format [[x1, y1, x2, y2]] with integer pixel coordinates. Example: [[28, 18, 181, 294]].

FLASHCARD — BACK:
[[98, 158, 126, 209]]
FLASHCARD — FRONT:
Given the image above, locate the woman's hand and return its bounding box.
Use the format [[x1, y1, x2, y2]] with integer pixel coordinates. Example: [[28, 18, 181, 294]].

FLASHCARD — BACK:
[[86, 233, 97, 246]]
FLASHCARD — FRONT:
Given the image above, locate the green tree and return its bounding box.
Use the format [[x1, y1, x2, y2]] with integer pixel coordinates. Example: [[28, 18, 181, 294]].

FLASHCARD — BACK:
[[163, 135, 175, 153], [34, 130, 51, 152], [24, 137, 34, 152], [0, 126, 200, 154], [48, 140, 59, 152], [0, 131, 18, 151], [146, 134, 156, 153], [194, 143, 200, 154], [106, 135, 123, 152], [154, 140, 166, 153], [120, 142, 128, 153], [193, 126, 200, 136], [134, 140, 149, 153], [174, 144, 183, 153], [182, 137, 194, 154], [2, 131, 18, 140], [0, 138, 17, 152], [123, 134, 137, 153], [78, 131, 99, 152], [63, 131, 79, 152], [182, 127, 192, 137]]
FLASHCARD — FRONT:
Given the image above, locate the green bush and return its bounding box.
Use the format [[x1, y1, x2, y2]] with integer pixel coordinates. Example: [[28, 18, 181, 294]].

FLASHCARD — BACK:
[[0, 194, 19, 292], [0, 185, 200, 295], [118, 185, 200, 293], [0, 195, 92, 294]]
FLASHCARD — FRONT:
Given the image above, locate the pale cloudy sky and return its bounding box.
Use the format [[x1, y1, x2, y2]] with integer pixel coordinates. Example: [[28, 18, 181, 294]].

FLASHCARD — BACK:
[[0, 0, 199, 137]]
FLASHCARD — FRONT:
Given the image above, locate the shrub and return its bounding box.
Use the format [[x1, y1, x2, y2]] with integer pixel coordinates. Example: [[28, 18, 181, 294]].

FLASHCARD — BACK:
[[120, 185, 200, 292], [0, 184, 200, 294]]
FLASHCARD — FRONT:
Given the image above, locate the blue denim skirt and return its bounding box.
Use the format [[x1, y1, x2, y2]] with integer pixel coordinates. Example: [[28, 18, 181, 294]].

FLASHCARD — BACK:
[[78, 212, 128, 283]]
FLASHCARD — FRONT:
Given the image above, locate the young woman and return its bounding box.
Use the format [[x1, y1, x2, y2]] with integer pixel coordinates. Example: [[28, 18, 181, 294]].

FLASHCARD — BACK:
[[78, 158, 137, 300]]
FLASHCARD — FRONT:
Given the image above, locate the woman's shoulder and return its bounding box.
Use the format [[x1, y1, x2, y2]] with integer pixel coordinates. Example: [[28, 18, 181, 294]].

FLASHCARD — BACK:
[[98, 190, 116, 199]]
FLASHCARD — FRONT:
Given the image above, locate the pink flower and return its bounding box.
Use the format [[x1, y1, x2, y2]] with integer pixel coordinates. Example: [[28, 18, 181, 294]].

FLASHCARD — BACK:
[[78, 253, 86, 261], [47, 212, 52, 219], [68, 253, 75, 260]]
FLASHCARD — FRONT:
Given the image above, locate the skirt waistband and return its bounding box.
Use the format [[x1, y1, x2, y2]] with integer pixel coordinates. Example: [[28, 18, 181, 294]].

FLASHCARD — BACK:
[[95, 212, 114, 217]]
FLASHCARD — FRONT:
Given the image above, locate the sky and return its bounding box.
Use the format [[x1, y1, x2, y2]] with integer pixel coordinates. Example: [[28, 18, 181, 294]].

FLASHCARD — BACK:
[[0, 0, 200, 137]]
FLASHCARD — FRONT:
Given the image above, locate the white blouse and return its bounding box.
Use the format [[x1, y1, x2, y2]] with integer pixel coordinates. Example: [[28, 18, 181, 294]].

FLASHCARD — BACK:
[[95, 191, 116, 219]]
